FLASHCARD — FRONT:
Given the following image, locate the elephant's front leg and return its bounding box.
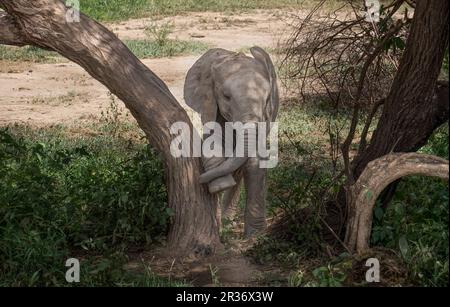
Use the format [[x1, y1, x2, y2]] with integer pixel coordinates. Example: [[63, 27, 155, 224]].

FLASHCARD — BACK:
[[221, 169, 243, 220], [243, 157, 267, 238]]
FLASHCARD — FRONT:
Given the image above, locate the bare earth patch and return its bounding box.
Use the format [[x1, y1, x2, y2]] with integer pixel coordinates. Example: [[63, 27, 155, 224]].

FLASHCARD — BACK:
[[0, 10, 297, 126], [125, 236, 289, 287]]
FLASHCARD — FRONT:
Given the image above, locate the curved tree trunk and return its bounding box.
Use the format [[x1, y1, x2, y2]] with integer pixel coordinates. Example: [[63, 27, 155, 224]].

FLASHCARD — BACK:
[[345, 153, 449, 254], [0, 0, 221, 256]]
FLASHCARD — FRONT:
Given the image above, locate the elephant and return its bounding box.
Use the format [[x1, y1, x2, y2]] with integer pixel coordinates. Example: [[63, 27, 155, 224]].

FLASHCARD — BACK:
[[184, 46, 279, 237]]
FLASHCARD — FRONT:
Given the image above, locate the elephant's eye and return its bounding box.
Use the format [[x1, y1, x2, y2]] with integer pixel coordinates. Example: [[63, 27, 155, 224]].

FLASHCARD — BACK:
[[223, 93, 231, 100]]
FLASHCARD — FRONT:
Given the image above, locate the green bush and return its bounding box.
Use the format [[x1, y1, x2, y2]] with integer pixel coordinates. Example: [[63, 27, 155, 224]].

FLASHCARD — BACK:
[[0, 126, 172, 286], [251, 106, 448, 286], [371, 125, 449, 287]]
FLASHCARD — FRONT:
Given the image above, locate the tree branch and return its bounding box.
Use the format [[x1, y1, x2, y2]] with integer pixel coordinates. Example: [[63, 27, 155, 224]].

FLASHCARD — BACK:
[[344, 152, 449, 253], [341, 20, 406, 185], [0, 11, 28, 46]]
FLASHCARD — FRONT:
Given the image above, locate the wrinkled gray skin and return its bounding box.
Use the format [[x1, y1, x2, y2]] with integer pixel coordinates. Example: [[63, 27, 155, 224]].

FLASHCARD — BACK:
[[184, 47, 279, 237]]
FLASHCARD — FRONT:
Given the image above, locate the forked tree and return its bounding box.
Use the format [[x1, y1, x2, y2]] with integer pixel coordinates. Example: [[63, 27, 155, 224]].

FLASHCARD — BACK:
[[0, 0, 221, 256]]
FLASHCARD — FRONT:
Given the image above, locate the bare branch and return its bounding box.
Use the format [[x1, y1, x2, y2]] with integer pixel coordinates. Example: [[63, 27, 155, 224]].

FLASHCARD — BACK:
[[341, 20, 406, 184], [356, 98, 384, 156], [282, 0, 409, 105]]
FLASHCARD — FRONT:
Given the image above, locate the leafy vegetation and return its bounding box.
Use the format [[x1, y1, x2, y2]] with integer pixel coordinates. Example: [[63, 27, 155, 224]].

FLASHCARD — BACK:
[[0, 100, 447, 287], [371, 125, 449, 287], [248, 104, 449, 287], [0, 123, 179, 286]]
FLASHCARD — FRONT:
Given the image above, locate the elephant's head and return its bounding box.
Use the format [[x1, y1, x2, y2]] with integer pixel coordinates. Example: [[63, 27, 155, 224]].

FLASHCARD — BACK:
[[184, 46, 279, 186]]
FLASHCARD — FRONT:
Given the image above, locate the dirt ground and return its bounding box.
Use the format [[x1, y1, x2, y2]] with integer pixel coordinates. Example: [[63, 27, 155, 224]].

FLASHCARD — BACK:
[[0, 10, 298, 127], [125, 224, 291, 287]]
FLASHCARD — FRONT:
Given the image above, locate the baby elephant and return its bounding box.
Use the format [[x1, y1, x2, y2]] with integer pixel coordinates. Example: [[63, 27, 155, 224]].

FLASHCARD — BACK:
[[184, 47, 279, 237]]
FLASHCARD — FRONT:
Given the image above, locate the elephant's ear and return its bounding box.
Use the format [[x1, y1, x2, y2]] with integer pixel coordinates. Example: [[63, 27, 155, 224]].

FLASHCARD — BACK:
[[184, 48, 234, 124], [250, 46, 279, 122]]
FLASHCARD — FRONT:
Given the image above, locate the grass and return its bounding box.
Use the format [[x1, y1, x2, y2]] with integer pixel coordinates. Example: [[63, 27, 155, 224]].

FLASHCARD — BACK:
[[29, 91, 89, 106], [124, 39, 208, 58], [0, 40, 208, 63], [80, 0, 332, 22], [0, 46, 62, 63], [81, 0, 150, 22]]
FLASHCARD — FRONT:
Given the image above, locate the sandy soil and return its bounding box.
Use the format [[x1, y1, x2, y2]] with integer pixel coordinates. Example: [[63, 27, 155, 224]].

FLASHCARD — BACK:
[[0, 10, 297, 126]]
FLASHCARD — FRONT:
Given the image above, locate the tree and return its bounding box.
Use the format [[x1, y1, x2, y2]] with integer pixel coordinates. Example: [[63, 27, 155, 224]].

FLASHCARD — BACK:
[[0, 0, 221, 256], [281, 0, 448, 245], [350, 0, 449, 179], [340, 0, 449, 252], [346, 0, 449, 213]]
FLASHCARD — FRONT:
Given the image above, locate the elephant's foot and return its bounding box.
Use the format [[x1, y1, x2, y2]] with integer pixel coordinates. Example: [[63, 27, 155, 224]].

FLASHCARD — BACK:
[[207, 174, 236, 194]]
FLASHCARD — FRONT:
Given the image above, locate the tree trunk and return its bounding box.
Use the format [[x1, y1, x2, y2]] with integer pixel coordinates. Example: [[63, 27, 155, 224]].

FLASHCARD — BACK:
[[351, 0, 449, 179], [0, 0, 221, 256], [345, 153, 449, 254], [331, 0, 449, 240]]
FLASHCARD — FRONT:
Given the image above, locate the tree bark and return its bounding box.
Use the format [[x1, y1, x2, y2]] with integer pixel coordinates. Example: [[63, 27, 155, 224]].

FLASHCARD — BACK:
[[378, 79, 448, 208], [345, 153, 449, 254], [333, 0, 449, 228], [351, 0, 449, 179], [0, 0, 221, 256]]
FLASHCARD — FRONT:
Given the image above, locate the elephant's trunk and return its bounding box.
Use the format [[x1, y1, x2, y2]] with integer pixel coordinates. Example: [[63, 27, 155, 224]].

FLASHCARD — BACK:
[[199, 122, 257, 184]]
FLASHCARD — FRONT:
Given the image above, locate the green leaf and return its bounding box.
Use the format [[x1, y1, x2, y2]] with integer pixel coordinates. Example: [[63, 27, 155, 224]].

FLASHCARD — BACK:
[[399, 235, 409, 258], [374, 206, 384, 220]]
